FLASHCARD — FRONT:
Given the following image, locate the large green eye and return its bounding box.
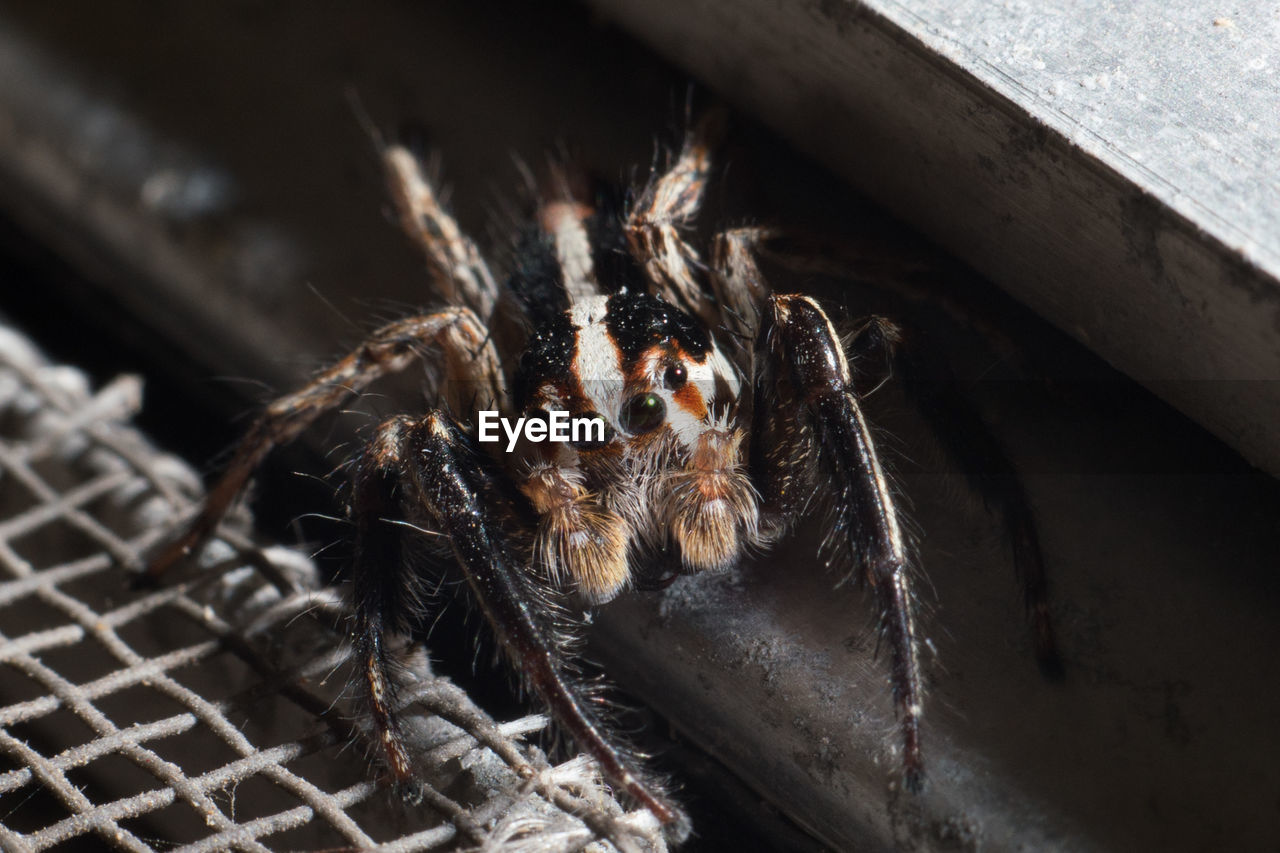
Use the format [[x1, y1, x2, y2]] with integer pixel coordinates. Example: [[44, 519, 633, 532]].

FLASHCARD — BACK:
[[619, 393, 666, 434]]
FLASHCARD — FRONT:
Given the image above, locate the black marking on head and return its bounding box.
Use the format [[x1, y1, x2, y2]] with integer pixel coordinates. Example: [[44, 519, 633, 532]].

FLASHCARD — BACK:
[[587, 183, 644, 294], [506, 224, 569, 329], [605, 291, 710, 364], [711, 370, 736, 409], [514, 310, 576, 408]]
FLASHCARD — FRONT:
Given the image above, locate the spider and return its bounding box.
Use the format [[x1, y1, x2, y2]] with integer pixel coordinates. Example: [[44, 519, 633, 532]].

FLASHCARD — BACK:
[[147, 109, 1060, 833]]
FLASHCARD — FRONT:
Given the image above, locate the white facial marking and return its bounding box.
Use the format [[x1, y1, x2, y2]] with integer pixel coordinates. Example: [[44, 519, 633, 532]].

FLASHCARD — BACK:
[[569, 296, 625, 427], [541, 201, 597, 303]]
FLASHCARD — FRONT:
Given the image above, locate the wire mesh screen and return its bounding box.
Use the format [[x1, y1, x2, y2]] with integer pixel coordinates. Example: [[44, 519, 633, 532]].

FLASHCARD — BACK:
[[0, 323, 667, 852]]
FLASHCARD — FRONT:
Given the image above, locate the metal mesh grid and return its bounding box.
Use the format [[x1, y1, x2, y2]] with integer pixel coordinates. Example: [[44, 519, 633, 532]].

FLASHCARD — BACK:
[[0, 322, 668, 852]]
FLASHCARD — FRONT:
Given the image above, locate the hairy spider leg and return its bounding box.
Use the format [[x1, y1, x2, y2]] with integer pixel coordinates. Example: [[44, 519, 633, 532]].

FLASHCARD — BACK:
[[837, 312, 1062, 675], [349, 415, 423, 787], [626, 109, 726, 327], [146, 307, 506, 579], [709, 226, 776, 348], [724, 227, 1063, 675], [753, 294, 925, 792], [383, 143, 500, 322], [351, 412, 684, 826]]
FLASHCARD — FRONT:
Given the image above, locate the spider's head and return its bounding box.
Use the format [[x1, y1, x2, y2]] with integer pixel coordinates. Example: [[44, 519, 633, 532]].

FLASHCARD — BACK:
[[515, 291, 758, 591], [515, 292, 741, 451]]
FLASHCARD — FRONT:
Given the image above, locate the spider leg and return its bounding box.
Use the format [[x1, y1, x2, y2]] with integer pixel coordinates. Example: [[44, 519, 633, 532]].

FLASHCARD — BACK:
[[383, 144, 500, 321], [753, 294, 924, 791], [709, 226, 776, 364], [626, 110, 726, 325], [840, 312, 1062, 674], [349, 416, 425, 785], [724, 226, 1062, 673], [146, 307, 506, 579], [353, 411, 682, 825]]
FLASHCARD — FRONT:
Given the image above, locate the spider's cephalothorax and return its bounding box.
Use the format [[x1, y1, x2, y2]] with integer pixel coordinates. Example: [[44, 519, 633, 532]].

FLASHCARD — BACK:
[[513, 287, 754, 604], [148, 112, 1060, 832]]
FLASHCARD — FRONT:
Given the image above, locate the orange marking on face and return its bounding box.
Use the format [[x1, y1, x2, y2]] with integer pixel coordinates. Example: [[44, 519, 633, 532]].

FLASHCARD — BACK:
[[673, 383, 707, 420]]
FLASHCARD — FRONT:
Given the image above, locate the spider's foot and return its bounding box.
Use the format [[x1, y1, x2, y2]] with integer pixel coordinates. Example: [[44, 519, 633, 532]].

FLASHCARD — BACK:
[[659, 804, 693, 845]]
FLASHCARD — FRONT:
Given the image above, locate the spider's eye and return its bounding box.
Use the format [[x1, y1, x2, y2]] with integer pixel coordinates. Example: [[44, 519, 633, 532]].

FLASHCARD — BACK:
[[571, 412, 614, 450], [662, 362, 688, 390], [619, 393, 666, 435]]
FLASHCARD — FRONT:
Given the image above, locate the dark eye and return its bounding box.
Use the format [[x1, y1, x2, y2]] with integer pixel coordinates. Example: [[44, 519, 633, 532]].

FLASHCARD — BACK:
[[571, 412, 614, 450], [662, 362, 688, 390], [619, 393, 666, 434]]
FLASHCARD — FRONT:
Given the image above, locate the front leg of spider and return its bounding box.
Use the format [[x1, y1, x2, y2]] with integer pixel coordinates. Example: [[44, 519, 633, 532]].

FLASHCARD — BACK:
[[753, 294, 925, 792], [349, 411, 684, 827], [144, 306, 504, 581]]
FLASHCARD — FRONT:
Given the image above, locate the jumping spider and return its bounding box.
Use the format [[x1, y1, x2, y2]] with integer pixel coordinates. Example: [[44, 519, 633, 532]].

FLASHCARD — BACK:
[[149, 110, 1060, 831]]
